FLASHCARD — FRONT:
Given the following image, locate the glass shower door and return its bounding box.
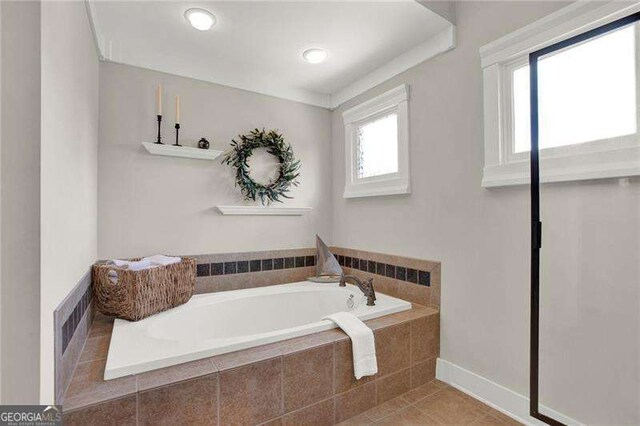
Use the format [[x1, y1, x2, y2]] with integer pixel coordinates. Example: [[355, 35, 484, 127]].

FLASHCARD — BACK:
[[529, 15, 640, 426]]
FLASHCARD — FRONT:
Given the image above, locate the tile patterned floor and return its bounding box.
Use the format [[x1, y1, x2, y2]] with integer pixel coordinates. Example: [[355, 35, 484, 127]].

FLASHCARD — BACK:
[[338, 380, 523, 425]]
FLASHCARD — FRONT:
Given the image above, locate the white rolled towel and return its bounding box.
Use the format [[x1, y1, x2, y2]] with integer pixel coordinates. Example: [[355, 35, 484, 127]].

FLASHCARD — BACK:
[[144, 254, 181, 266], [107, 258, 153, 271], [324, 312, 378, 379]]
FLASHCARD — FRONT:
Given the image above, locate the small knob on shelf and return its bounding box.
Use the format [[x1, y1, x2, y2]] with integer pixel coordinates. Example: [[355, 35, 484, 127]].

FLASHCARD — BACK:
[[198, 138, 210, 150]]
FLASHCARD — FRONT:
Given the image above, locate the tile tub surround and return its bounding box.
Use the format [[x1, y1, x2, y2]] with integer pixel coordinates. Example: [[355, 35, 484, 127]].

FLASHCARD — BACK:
[[56, 247, 439, 406], [192, 247, 440, 308], [193, 248, 317, 294], [53, 270, 94, 404], [63, 304, 440, 425], [331, 247, 441, 308]]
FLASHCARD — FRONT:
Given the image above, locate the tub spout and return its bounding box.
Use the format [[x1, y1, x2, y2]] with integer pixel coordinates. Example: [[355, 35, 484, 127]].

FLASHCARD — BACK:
[[339, 275, 376, 306]]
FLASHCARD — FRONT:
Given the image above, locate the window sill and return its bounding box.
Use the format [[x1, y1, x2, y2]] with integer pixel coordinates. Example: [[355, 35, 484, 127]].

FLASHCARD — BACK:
[[343, 177, 410, 198], [482, 146, 640, 187]]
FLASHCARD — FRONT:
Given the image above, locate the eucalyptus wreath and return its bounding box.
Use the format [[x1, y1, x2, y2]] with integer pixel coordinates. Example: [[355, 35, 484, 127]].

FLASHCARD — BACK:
[[222, 128, 301, 205]]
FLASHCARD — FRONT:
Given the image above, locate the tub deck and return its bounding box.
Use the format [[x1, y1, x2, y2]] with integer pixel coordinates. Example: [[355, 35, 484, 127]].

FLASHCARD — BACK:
[[63, 303, 439, 425]]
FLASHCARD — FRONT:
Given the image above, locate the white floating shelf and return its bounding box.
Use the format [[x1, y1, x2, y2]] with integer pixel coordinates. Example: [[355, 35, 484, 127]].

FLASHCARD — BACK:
[[142, 142, 223, 161], [216, 206, 312, 216]]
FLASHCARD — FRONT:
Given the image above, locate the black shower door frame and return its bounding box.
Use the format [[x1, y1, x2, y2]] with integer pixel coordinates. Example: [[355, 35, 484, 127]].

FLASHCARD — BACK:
[[528, 10, 640, 426]]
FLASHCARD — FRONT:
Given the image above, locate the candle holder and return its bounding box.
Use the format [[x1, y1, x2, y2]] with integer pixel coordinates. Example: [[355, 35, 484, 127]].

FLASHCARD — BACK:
[[155, 115, 163, 144], [174, 123, 182, 147]]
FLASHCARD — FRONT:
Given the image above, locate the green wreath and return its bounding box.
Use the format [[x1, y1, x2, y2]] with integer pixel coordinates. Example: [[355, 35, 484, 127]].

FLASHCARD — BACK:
[[222, 128, 301, 205]]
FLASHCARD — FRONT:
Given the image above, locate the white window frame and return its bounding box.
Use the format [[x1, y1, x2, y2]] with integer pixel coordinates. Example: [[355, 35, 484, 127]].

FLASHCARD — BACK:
[[481, 2, 640, 188], [342, 84, 410, 198]]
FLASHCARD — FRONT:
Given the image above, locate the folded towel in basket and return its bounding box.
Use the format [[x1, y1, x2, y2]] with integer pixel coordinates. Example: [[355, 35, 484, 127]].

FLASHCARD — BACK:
[[107, 258, 153, 271], [107, 255, 181, 271], [145, 254, 181, 266]]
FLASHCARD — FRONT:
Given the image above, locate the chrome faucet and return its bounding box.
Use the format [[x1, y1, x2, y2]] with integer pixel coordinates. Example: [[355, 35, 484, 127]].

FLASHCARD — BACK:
[[339, 275, 376, 306]]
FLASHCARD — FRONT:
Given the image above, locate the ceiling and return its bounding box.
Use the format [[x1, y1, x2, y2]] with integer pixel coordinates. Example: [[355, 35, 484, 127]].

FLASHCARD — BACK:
[[88, 1, 454, 108]]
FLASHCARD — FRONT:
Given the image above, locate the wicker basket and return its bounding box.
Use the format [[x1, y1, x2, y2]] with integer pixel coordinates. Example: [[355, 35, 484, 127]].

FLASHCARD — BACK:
[[92, 257, 196, 321]]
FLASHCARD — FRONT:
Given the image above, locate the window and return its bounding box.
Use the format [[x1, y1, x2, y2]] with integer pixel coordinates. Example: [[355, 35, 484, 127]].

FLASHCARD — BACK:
[[342, 84, 410, 198], [513, 25, 637, 154], [481, 3, 640, 187], [357, 113, 398, 178]]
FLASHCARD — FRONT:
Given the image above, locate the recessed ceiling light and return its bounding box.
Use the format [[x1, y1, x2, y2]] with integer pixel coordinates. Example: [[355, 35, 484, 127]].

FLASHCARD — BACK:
[[303, 48, 328, 64], [184, 8, 216, 31]]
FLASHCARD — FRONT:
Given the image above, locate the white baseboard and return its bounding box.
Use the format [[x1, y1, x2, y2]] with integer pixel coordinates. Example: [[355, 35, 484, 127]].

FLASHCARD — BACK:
[[436, 358, 583, 426]]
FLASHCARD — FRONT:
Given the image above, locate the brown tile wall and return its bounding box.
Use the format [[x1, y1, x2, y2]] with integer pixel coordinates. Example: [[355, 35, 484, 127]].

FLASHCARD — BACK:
[[60, 246, 441, 422], [192, 247, 441, 309], [331, 247, 441, 308], [192, 248, 317, 294], [63, 305, 440, 425], [57, 249, 316, 405], [53, 269, 94, 404]]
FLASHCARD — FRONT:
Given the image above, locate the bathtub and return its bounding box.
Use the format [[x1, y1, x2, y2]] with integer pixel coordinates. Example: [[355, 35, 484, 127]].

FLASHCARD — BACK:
[[104, 281, 411, 379]]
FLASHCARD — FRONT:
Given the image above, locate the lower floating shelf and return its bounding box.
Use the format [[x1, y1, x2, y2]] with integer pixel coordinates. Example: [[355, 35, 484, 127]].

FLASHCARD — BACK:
[[216, 206, 312, 216], [142, 142, 223, 160]]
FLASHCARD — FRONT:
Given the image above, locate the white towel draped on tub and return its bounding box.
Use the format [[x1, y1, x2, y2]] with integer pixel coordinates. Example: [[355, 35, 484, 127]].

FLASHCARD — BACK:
[[324, 312, 378, 379]]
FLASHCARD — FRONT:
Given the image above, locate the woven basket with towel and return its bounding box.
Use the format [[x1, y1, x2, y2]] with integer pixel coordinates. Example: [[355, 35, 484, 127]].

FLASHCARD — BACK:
[[92, 255, 196, 321]]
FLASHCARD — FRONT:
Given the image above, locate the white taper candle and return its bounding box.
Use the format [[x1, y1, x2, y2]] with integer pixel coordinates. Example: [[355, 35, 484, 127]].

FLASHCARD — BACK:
[[157, 84, 162, 115], [175, 95, 180, 123]]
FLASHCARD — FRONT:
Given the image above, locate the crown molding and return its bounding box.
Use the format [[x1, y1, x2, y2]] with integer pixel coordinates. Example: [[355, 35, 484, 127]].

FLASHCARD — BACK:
[[85, 0, 455, 110], [480, 1, 640, 68], [329, 26, 455, 109]]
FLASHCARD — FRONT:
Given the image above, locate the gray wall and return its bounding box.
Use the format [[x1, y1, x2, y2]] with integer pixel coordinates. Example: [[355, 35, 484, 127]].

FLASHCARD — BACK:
[[0, 0, 41, 404], [331, 2, 638, 425], [98, 63, 332, 259], [40, 0, 99, 404]]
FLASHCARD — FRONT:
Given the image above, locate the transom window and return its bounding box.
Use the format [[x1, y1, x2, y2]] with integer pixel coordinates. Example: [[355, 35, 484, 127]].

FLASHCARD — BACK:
[[481, 3, 640, 187], [511, 24, 637, 155], [342, 84, 410, 198]]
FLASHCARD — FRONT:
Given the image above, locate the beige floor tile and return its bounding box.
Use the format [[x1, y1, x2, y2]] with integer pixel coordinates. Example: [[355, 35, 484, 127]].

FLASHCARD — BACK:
[[472, 414, 504, 425], [376, 406, 440, 425], [336, 413, 374, 426], [450, 387, 494, 414], [402, 380, 446, 404], [364, 396, 409, 421], [282, 398, 334, 426], [414, 387, 485, 425], [477, 409, 524, 425]]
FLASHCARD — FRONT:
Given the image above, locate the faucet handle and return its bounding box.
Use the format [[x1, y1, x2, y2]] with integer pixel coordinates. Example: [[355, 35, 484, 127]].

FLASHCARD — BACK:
[[367, 278, 376, 303], [338, 274, 346, 287]]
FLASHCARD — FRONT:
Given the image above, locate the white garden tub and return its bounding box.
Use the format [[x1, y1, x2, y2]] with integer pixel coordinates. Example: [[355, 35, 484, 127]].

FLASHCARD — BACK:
[[104, 281, 411, 379]]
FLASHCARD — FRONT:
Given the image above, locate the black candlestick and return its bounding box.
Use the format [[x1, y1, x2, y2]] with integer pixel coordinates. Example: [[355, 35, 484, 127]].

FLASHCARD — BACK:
[[155, 115, 163, 144], [174, 123, 181, 146]]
